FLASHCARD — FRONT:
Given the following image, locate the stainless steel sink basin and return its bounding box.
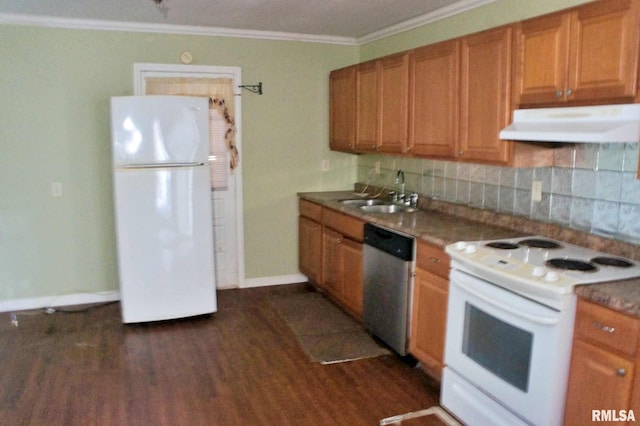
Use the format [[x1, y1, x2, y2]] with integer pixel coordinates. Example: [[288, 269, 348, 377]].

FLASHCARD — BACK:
[[359, 204, 417, 214], [339, 198, 387, 207]]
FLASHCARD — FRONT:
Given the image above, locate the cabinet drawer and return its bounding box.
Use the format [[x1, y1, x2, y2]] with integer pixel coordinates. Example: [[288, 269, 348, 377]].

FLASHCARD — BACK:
[[299, 199, 322, 222], [322, 208, 364, 242], [416, 241, 450, 278], [575, 299, 640, 357]]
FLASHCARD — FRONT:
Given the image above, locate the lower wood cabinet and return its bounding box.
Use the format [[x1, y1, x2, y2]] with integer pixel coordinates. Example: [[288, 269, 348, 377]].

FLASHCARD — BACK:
[[564, 298, 640, 425], [321, 227, 363, 317], [409, 241, 450, 380], [341, 238, 364, 315], [565, 340, 635, 425], [321, 227, 344, 297], [298, 216, 322, 285], [299, 200, 323, 285], [298, 199, 364, 319]]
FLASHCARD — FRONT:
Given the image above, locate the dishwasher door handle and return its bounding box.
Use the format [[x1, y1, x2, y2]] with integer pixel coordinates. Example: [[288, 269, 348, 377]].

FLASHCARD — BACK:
[[373, 228, 395, 239]]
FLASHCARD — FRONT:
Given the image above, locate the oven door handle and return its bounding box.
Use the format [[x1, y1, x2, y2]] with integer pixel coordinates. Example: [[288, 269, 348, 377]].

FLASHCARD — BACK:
[[455, 279, 560, 326]]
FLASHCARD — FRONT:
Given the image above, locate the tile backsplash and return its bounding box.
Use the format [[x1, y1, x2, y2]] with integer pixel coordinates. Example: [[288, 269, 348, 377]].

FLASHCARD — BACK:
[[357, 143, 640, 245]]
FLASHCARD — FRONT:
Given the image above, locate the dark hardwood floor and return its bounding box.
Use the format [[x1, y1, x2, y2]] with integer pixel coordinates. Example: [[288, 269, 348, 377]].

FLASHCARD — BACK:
[[0, 283, 441, 425]]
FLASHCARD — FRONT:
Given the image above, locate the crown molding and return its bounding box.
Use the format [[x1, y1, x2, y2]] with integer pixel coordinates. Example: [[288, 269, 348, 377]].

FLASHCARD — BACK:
[[357, 0, 497, 45], [0, 13, 359, 45], [1, 0, 496, 46]]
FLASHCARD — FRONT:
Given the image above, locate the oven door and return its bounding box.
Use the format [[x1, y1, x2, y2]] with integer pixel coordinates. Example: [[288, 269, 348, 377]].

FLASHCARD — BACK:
[[443, 269, 576, 426]]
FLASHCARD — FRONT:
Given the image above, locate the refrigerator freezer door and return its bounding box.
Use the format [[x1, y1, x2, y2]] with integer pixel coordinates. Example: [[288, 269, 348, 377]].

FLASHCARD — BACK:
[[114, 165, 217, 323], [110, 96, 209, 167]]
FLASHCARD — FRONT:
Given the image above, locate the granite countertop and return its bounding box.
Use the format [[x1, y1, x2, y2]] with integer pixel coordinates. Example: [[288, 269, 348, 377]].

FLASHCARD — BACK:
[[299, 190, 640, 319], [298, 190, 522, 247], [574, 280, 640, 318]]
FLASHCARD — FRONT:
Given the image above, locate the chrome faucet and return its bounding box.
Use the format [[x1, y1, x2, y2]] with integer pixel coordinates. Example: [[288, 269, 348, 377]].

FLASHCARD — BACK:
[[395, 170, 405, 202]]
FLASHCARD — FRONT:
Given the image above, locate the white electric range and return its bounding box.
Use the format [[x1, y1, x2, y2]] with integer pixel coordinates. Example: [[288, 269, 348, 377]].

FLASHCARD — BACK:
[[446, 235, 640, 310], [442, 235, 640, 426]]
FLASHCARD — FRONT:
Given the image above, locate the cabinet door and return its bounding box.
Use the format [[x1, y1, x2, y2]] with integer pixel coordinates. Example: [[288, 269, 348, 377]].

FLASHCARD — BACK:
[[515, 0, 640, 105], [341, 238, 363, 318], [378, 53, 409, 154], [356, 60, 379, 151], [564, 339, 635, 426], [322, 227, 343, 297], [329, 65, 356, 151], [409, 40, 460, 158], [409, 267, 449, 380], [514, 13, 571, 105], [298, 216, 322, 285], [459, 26, 512, 164], [568, 0, 640, 102]]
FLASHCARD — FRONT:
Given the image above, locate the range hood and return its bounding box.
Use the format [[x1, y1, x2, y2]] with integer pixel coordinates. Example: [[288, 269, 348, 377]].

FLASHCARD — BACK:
[[499, 103, 640, 143]]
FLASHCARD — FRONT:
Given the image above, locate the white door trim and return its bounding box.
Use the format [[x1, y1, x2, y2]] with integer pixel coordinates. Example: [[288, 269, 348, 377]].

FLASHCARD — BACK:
[[133, 62, 246, 289]]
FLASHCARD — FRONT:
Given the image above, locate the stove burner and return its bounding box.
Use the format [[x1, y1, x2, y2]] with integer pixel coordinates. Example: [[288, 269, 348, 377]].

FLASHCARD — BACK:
[[591, 257, 634, 268], [519, 239, 562, 249], [546, 258, 598, 272], [486, 242, 520, 250]]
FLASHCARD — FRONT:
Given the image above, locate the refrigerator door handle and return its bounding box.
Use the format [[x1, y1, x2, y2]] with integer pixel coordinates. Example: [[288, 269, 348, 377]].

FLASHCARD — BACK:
[[118, 162, 207, 169]]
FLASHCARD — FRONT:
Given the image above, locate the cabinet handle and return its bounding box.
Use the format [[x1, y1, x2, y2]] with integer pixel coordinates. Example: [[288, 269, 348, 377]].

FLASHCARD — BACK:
[[565, 88, 573, 96], [429, 257, 441, 263], [458, 150, 464, 156], [593, 321, 616, 334], [555, 90, 563, 98], [617, 368, 626, 377]]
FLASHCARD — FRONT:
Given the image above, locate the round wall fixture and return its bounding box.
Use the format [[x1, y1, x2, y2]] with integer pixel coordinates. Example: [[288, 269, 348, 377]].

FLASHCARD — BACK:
[[180, 51, 193, 64]]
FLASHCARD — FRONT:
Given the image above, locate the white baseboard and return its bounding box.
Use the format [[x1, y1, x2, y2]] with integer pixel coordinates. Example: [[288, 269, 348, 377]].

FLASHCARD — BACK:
[[241, 273, 308, 288], [0, 274, 309, 312], [0, 291, 121, 313]]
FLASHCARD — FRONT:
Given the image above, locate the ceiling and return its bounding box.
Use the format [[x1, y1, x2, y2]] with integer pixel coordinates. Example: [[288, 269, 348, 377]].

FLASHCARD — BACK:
[[0, 0, 494, 43]]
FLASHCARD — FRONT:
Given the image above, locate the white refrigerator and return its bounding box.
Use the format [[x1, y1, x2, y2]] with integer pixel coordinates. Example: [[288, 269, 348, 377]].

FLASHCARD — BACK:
[[110, 95, 217, 323]]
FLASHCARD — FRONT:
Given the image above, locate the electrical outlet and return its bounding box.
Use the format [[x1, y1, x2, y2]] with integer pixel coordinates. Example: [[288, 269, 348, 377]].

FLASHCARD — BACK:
[[374, 160, 381, 174], [321, 159, 330, 172], [532, 180, 542, 202], [51, 182, 63, 197]]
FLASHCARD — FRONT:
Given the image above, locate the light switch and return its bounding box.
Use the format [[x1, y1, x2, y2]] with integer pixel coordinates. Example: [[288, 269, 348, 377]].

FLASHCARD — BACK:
[[51, 182, 63, 197]]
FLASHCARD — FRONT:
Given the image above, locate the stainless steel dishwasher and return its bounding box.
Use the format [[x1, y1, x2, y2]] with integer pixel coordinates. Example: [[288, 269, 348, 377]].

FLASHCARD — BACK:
[[363, 223, 415, 356]]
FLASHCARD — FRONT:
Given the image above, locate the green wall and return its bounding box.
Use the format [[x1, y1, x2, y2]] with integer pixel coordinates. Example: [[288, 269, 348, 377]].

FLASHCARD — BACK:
[[0, 0, 596, 303], [0, 24, 357, 302]]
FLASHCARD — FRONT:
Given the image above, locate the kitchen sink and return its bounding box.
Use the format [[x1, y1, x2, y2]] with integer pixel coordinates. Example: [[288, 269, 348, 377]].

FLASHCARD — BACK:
[[360, 204, 417, 214], [339, 198, 387, 207]]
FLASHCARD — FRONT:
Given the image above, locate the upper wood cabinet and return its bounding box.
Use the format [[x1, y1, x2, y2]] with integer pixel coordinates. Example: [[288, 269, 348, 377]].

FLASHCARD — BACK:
[[356, 53, 410, 153], [459, 26, 513, 164], [329, 0, 638, 166], [356, 60, 379, 151], [514, 0, 640, 105], [409, 40, 460, 158], [329, 65, 357, 152], [379, 53, 410, 153]]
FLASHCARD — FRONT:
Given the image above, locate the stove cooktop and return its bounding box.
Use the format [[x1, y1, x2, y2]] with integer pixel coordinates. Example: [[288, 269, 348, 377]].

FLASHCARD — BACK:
[[446, 235, 640, 309]]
